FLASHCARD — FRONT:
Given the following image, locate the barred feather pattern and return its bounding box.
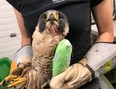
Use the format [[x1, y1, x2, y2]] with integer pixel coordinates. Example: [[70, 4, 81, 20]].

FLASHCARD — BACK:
[[31, 28, 65, 89]]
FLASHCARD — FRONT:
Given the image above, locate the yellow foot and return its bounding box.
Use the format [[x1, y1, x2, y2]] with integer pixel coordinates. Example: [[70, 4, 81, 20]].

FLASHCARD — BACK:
[[0, 74, 17, 86], [0, 74, 26, 88], [7, 77, 26, 88]]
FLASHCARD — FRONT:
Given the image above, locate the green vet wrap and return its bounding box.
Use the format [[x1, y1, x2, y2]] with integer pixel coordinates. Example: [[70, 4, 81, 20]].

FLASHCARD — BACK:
[[52, 39, 72, 76]]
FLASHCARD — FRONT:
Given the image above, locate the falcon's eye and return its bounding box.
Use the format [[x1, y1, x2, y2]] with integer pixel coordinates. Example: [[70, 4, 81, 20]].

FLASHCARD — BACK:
[[42, 14, 47, 20], [58, 13, 64, 20]]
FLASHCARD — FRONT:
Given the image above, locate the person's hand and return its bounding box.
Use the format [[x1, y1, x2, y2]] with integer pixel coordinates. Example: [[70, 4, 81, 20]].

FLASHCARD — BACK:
[[50, 58, 92, 89], [50, 43, 116, 89], [0, 45, 33, 88]]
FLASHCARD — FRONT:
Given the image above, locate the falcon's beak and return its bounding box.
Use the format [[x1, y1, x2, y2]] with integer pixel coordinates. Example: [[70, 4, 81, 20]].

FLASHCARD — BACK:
[[46, 12, 59, 23]]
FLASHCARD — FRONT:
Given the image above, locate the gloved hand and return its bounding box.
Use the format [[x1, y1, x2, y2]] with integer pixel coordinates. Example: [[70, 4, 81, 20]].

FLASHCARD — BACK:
[[0, 45, 33, 88], [50, 43, 116, 89]]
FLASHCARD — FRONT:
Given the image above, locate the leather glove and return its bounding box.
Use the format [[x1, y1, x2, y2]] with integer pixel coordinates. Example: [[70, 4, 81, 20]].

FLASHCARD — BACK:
[[50, 43, 116, 89], [0, 45, 32, 88], [50, 58, 92, 89]]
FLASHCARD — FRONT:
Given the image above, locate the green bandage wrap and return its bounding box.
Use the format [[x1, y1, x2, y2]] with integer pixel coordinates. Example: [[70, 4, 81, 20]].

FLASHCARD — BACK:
[[53, 39, 72, 76]]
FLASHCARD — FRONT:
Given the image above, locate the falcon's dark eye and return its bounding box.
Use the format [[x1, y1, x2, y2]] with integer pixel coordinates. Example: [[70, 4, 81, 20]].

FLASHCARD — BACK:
[[58, 13, 64, 20], [59, 16, 62, 20], [42, 14, 47, 20]]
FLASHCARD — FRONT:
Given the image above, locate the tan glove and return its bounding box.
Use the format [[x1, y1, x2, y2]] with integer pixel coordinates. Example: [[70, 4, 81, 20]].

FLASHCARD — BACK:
[[50, 58, 92, 89], [0, 45, 33, 88], [50, 43, 116, 89]]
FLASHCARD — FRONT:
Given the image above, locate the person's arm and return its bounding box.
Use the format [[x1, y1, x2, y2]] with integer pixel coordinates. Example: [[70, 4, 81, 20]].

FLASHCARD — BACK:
[[92, 0, 114, 42], [13, 8, 31, 46]]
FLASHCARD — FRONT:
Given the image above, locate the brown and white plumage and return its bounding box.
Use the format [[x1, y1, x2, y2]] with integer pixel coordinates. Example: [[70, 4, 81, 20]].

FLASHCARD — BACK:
[[29, 10, 69, 89]]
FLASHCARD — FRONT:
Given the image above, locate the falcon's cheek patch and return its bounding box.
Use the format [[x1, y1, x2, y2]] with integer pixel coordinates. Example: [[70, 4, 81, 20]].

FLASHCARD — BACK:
[[57, 21, 65, 34], [39, 20, 46, 33], [38, 12, 47, 33]]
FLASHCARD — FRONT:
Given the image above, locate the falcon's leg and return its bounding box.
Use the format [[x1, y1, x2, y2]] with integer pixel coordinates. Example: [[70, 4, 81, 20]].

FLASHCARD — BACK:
[[26, 69, 37, 89]]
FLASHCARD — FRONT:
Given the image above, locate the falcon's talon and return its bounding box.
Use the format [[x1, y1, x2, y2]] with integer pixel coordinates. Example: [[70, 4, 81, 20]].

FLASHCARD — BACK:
[[7, 77, 26, 88], [4, 75, 18, 81], [0, 73, 27, 88]]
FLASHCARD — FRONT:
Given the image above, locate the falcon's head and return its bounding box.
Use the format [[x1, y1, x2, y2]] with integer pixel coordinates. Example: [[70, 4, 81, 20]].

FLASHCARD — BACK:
[[37, 10, 69, 37]]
